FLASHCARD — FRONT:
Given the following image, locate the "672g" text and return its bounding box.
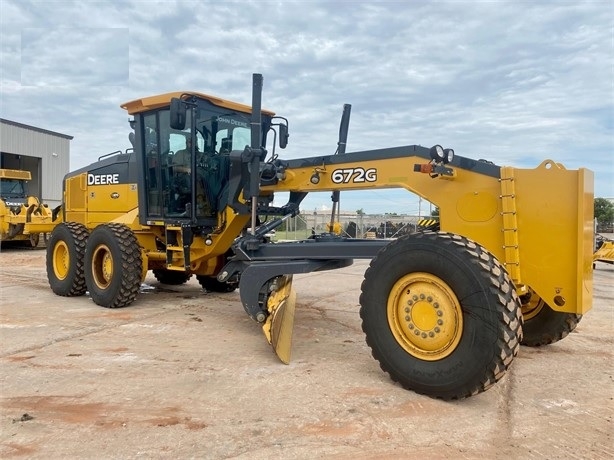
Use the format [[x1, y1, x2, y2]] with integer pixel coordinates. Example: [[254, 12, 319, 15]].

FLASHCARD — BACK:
[[331, 167, 377, 184]]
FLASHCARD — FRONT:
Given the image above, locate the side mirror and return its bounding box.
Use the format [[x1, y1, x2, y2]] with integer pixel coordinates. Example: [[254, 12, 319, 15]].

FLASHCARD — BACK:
[[279, 123, 289, 149], [170, 98, 187, 130]]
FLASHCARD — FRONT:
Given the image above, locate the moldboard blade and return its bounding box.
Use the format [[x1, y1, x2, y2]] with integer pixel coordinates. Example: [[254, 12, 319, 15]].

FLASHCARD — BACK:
[[262, 275, 296, 364]]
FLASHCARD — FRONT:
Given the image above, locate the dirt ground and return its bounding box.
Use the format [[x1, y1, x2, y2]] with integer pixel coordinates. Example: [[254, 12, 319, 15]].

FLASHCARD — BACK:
[[0, 246, 612, 459]]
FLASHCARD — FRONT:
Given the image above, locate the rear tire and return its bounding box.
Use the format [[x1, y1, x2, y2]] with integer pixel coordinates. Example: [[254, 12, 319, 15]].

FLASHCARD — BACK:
[[84, 223, 142, 308], [29, 233, 40, 248], [46, 222, 89, 296], [152, 269, 192, 285], [360, 232, 522, 400], [197, 275, 238, 293], [19, 233, 40, 248], [520, 290, 581, 346]]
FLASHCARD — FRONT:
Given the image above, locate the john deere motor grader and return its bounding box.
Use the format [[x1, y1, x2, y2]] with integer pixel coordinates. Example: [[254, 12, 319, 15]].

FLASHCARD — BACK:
[[0, 168, 58, 247], [46, 74, 594, 399]]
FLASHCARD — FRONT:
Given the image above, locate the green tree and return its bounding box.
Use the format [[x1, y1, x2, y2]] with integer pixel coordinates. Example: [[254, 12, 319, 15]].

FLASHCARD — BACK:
[[594, 198, 614, 227], [356, 208, 365, 215], [431, 207, 440, 217]]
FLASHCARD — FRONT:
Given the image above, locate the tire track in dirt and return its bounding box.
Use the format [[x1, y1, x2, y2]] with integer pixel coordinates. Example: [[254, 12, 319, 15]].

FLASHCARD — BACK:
[[0, 296, 243, 359]]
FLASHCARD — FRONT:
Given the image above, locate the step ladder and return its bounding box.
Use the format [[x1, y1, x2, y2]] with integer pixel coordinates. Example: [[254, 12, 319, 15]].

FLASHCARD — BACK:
[[499, 167, 522, 285], [165, 224, 193, 271]]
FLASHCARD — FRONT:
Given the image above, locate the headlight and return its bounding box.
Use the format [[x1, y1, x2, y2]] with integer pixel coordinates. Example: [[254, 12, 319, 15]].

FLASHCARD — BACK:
[[444, 148, 454, 164], [430, 145, 445, 161]]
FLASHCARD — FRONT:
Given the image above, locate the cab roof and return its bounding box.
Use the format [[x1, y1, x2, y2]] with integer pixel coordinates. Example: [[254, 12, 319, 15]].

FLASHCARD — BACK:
[[120, 91, 275, 117], [0, 169, 31, 180]]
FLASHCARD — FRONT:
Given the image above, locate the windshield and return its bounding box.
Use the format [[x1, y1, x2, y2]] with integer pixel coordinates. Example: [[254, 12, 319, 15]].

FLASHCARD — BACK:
[[0, 179, 26, 198], [166, 104, 260, 156], [139, 96, 272, 221], [195, 103, 255, 154]]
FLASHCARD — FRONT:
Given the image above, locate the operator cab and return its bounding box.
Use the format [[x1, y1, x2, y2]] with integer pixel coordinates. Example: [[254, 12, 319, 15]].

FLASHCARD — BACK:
[[0, 170, 30, 208], [121, 92, 284, 227]]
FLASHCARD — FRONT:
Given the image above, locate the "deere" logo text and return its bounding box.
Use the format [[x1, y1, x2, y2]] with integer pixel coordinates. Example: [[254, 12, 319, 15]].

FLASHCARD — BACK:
[[88, 173, 119, 185]]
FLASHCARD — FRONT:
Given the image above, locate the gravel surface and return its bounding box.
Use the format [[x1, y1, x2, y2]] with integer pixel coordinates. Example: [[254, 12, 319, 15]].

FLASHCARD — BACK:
[[1, 247, 612, 459]]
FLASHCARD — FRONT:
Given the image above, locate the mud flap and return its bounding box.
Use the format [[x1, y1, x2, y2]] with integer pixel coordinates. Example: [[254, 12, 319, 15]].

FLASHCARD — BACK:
[[262, 275, 297, 364]]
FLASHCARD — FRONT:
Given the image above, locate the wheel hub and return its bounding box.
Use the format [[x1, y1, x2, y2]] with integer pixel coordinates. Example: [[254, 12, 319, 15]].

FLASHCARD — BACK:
[[92, 245, 113, 289], [521, 289, 545, 320], [387, 273, 463, 361], [53, 241, 69, 280]]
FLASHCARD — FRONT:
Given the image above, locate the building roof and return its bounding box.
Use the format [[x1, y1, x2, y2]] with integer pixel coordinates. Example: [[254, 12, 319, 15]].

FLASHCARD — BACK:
[[0, 118, 73, 140]]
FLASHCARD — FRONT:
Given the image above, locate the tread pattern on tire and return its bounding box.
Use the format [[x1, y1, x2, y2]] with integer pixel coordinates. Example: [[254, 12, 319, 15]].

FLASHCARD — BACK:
[[152, 269, 192, 285], [113, 224, 142, 308], [47, 222, 89, 297], [196, 275, 238, 293], [86, 223, 142, 308], [359, 232, 523, 399], [521, 305, 581, 347]]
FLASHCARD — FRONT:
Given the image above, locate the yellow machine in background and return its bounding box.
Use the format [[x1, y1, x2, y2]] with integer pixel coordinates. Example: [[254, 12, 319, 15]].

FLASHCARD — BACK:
[[594, 234, 614, 267], [46, 74, 594, 400], [0, 169, 58, 247]]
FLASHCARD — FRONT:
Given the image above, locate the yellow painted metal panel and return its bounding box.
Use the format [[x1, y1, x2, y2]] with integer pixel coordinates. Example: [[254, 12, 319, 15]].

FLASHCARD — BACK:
[[506, 162, 593, 314], [85, 183, 138, 214], [263, 154, 593, 315], [0, 169, 31, 180], [594, 241, 614, 264], [65, 173, 87, 214]]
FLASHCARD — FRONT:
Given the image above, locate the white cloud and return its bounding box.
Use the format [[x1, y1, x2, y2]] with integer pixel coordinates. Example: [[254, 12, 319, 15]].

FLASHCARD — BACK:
[[0, 0, 612, 212], [21, 28, 129, 86]]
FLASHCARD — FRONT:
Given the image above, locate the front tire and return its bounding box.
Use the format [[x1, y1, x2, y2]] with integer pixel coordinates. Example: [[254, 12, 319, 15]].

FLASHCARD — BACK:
[[152, 269, 192, 285], [46, 222, 89, 296], [520, 290, 581, 346], [84, 223, 142, 308], [196, 275, 238, 293], [360, 232, 522, 400]]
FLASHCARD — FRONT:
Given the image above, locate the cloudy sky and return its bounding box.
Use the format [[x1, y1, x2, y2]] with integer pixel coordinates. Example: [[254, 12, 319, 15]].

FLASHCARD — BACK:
[[1, 0, 612, 215]]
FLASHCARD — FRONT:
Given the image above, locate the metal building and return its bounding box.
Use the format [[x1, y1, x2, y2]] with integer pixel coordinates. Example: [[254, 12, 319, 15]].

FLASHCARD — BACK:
[[0, 118, 72, 208]]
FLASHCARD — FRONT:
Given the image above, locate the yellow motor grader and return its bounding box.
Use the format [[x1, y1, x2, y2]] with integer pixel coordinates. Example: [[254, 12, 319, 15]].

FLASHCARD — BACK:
[[46, 74, 594, 399], [594, 234, 614, 267], [0, 169, 58, 247]]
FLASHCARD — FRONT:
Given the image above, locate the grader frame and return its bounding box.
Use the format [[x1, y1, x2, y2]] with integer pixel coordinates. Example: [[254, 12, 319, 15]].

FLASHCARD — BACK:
[[46, 74, 594, 399]]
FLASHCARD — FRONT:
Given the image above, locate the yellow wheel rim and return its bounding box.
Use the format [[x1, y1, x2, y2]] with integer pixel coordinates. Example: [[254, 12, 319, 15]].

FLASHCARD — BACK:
[[521, 289, 544, 321], [387, 272, 463, 361], [52, 241, 70, 280], [91, 244, 114, 289]]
